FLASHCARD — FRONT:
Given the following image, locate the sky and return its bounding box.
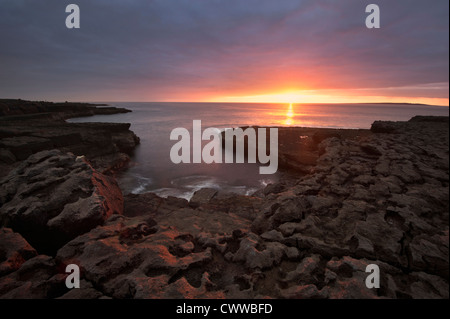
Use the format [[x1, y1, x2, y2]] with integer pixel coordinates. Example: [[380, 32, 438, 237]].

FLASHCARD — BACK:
[[0, 0, 448, 105]]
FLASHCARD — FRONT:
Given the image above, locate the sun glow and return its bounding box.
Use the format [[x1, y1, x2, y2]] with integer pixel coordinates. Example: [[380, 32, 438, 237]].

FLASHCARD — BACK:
[[284, 103, 295, 126], [209, 90, 449, 106], [287, 103, 294, 117], [211, 91, 355, 104]]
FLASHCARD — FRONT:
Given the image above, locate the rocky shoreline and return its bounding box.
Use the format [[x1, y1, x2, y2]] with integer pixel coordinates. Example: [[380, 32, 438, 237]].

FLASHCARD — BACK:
[[0, 99, 140, 177], [0, 101, 448, 299]]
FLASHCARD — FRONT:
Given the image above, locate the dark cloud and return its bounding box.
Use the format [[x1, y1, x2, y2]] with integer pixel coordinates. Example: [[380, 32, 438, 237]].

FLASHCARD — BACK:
[[0, 0, 448, 102]]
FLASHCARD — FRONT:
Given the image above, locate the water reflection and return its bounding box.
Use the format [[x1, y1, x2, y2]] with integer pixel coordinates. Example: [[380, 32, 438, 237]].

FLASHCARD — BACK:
[[284, 103, 295, 125]]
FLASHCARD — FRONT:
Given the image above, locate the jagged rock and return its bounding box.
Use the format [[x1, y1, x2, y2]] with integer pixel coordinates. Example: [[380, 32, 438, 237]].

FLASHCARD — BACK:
[[53, 215, 223, 299], [263, 183, 285, 196], [272, 198, 308, 224], [283, 234, 350, 258], [360, 143, 383, 156], [285, 247, 300, 259], [313, 131, 341, 144], [325, 257, 379, 299], [0, 149, 16, 164], [0, 136, 53, 160], [409, 236, 449, 278], [155, 207, 251, 237], [280, 284, 328, 299], [306, 195, 338, 213], [0, 255, 62, 299], [281, 254, 321, 284], [353, 174, 377, 186], [408, 272, 449, 299], [371, 121, 400, 133], [389, 160, 423, 184], [0, 150, 123, 254], [189, 188, 218, 208], [351, 214, 405, 265], [233, 233, 290, 269], [347, 233, 375, 257], [278, 222, 302, 237], [261, 230, 284, 242], [0, 228, 37, 277], [57, 280, 105, 299], [124, 192, 188, 218]]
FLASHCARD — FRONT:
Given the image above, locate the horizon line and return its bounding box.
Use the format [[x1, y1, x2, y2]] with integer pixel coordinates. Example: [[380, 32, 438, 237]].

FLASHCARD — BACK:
[[1, 98, 449, 108]]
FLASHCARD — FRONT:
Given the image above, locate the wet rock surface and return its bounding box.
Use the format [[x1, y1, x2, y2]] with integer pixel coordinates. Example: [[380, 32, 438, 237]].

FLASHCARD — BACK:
[[0, 116, 448, 299]]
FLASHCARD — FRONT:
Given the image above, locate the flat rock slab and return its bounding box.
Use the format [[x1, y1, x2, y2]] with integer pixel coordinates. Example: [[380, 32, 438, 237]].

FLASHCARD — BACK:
[[189, 188, 218, 208]]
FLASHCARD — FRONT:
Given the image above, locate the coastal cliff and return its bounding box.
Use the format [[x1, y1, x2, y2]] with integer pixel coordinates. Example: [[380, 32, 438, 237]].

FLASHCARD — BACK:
[[0, 99, 140, 177], [0, 102, 448, 299], [0, 99, 131, 118]]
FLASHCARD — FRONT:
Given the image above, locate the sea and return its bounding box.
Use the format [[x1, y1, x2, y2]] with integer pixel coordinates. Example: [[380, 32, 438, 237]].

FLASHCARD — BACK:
[[68, 102, 449, 200]]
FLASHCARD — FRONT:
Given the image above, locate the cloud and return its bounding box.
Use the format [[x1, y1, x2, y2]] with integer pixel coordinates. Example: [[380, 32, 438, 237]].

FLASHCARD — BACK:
[[0, 0, 448, 102]]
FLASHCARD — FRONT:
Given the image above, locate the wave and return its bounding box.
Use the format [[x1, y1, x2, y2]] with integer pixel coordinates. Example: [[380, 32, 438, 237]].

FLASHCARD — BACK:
[[120, 173, 272, 200]]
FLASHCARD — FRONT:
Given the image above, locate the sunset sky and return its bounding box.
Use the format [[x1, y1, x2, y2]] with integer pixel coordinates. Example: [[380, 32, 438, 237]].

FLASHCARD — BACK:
[[0, 0, 448, 106]]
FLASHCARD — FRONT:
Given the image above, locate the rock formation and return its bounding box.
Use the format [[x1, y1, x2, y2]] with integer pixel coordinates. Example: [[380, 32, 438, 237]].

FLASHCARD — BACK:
[[0, 114, 448, 299], [0, 100, 140, 177], [0, 150, 123, 255]]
